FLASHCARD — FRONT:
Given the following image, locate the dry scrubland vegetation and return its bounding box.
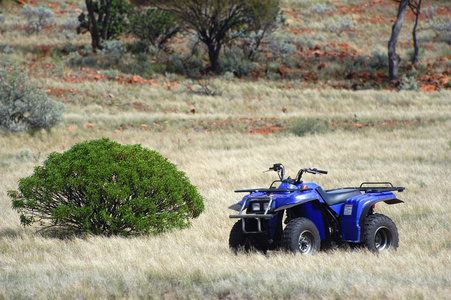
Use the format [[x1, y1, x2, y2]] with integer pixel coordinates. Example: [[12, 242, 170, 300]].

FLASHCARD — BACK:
[[0, 0, 450, 299]]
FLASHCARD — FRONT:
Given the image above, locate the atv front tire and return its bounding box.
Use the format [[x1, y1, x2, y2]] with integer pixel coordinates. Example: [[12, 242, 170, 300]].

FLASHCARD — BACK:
[[229, 220, 268, 254], [283, 218, 321, 254], [229, 220, 249, 253], [363, 214, 399, 252]]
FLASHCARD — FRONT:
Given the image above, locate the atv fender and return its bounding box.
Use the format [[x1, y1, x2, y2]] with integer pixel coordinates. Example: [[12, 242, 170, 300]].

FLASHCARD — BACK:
[[341, 192, 403, 242], [272, 188, 321, 211], [274, 198, 319, 212], [276, 198, 327, 241]]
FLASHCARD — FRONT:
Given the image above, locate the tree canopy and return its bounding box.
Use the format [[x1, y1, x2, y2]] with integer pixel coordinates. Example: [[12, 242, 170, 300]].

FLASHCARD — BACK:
[[149, 0, 281, 72]]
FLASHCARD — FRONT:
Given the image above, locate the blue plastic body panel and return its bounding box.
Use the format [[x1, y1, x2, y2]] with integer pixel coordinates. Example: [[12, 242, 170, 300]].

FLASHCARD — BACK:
[[238, 182, 322, 209], [340, 191, 398, 242], [300, 201, 326, 240]]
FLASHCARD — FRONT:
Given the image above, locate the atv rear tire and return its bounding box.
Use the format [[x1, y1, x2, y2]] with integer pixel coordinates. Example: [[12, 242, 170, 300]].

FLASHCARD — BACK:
[[363, 214, 399, 252], [283, 218, 321, 254]]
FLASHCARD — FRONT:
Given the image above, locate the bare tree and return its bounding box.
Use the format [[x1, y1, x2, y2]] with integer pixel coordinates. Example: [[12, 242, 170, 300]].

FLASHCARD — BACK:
[[408, 0, 422, 65], [388, 0, 408, 81]]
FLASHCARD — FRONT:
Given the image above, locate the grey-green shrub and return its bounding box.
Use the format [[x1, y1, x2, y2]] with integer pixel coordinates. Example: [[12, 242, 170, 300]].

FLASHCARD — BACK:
[[0, 64, 64, 133], [400, 75, 419, 91], [286, 117, 327, 136], [308, 4, 335, 15], [329, 17, 353, 36], [368, 51, 389, 71], [10, 138, 205, 236], [20, 5, 56, 34]]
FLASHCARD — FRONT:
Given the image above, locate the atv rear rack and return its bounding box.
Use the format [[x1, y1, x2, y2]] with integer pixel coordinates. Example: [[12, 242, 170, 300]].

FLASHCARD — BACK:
[[352, 182, 405, 193]]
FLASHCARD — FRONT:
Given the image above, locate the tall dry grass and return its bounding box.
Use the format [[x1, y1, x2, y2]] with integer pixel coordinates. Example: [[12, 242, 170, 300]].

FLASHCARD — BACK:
[[1, 90, 450, 298]]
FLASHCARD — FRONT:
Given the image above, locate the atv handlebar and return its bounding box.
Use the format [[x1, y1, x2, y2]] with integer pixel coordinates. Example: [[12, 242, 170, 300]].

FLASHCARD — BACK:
[[309, 168, 328, 175], [264, 163, 286, 181], [295, 168, 328, 183], [265, 164, 328, 184]]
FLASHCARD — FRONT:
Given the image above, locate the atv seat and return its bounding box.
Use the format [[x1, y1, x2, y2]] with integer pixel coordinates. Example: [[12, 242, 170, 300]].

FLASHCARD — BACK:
[[316, 187, 361, 206]]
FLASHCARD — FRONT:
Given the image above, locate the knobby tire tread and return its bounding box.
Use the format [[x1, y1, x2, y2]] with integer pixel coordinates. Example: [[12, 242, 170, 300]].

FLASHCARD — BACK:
[[363, 213, 399, 251]]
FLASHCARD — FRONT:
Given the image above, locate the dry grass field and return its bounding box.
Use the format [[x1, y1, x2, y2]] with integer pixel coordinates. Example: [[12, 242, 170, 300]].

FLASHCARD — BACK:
[[1, 0, 451, 299], [1, 88, 450, 299]]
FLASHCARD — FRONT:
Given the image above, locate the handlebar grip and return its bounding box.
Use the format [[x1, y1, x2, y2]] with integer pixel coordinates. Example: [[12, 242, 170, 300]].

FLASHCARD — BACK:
[[316, 169, 328, 174]]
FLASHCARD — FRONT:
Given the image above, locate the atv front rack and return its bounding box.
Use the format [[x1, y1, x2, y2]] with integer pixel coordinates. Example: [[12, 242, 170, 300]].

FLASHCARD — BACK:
[[229, 196, 275, 218], [229, 196, 276, 233]]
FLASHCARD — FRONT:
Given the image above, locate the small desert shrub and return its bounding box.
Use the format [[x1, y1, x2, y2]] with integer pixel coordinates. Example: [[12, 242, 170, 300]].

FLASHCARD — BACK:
[[221, 48, 253, 77], [425, 6, 451, 44], [308, 4, 335, 15], [328, 17, 353, 36], [400, 68, 419, 91], [60, 18, 80, 31], [267, 40, 297, 59], [99, 40, 127, 54], [9, 138, 204, 236], [399, 75, 418, 91], [368, 51, 389, 71], [291, 36, 314, 51], [0, 64, 64, 133], [3, 45, 14, 54], [20, 5, 56, 34], [58, 18, 80, 40], [286, 117, 327, 136], [224, 71, 234, 81], [0, 149, 37, 168], [96, 41, 128, 68]]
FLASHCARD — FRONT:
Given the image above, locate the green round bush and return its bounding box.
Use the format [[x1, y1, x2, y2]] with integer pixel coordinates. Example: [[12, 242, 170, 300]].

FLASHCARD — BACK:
[[9, 138, 204, 236]]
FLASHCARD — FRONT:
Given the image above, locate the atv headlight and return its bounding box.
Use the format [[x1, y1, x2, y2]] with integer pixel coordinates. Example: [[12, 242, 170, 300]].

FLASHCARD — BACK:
[[251, 202, 261, 211], [246, 198, 272, 214]]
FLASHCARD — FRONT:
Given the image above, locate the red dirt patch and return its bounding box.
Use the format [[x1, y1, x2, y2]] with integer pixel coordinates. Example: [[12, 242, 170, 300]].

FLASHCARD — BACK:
[[199, 118, 284, 136], [45, 87, 82, 97]]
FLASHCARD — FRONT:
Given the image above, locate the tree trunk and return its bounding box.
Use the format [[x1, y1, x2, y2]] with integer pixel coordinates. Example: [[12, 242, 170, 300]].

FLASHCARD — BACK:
[[388, 0, 408, 81], [208, 43, 222, 73], [101, 0, 113, 41], [411, 0, 422, 65], [86, 0, 102, 50]]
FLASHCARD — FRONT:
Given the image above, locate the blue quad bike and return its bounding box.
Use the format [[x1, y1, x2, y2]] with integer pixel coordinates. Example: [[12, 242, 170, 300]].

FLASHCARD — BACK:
[[229, 164, 405, 254]]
